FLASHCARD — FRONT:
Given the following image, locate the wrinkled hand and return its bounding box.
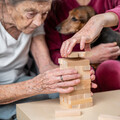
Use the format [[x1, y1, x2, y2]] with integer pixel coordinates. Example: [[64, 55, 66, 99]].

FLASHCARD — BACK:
[[89, 43, 120, 64], [60, 15, 105, 57], [33, 68, 81, 94], [32, 68, 97, 94]]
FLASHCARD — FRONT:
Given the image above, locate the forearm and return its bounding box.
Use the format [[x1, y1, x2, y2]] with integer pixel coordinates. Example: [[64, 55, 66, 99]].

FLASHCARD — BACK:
[[31, 35, 54, 72], [93, 12, 119, 28], [0, 78, 42, 105]]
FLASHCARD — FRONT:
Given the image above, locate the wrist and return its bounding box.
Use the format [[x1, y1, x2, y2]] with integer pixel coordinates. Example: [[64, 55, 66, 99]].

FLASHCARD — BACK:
[[38, 61, 57, 73], [91, 14, 105, 27], [25, 77, 43, 96]]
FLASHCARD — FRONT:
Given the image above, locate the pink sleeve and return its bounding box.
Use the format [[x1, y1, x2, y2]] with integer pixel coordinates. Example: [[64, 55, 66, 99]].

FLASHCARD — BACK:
[[106, 5, 120, 31]]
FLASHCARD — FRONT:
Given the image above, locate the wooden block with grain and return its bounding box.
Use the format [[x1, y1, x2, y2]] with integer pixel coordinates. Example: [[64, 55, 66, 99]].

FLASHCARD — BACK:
[[82, 65, 91, 71], [67, 52, 92, 59], [55, 109, 82, 118], [67, 52, 79, 58], [74, 80, 91, 90], [69, 97, 93, 106], [60, 101, 72, 108], [58, 58, 90, 66], [66, 88, 91, 96], [77, 102, 93, 109], [78, 52, 91, 58]]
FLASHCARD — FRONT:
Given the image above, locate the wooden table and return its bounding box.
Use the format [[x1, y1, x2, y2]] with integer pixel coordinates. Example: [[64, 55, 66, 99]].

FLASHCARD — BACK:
[[17, 90, 120, 120]]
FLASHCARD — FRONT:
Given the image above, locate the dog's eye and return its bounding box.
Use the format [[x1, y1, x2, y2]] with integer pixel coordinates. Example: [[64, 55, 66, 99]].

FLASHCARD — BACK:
[[71, 17, 78, 21]]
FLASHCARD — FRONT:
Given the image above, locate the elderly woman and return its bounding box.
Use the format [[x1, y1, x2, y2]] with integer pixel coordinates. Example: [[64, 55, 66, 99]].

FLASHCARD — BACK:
[[0, 0, 96, 119], [45, 0, 120, 92]]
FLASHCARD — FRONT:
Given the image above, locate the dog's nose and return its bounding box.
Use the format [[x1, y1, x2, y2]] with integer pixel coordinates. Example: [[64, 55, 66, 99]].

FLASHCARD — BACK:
[[56, 25, 61, 32]]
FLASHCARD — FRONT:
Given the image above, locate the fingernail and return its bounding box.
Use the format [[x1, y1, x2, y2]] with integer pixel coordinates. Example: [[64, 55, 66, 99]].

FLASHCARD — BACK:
[[67, 49, 70, 54], [80, 46, 83, 50]]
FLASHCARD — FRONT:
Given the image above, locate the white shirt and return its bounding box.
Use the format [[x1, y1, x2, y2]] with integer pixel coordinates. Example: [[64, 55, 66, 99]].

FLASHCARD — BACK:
[[0, 22, 45, 85]]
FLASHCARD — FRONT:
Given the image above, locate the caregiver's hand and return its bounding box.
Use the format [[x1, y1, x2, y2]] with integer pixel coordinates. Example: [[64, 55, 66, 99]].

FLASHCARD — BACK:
[[60, 15, 104, 57], [60, 12, 118, 57]]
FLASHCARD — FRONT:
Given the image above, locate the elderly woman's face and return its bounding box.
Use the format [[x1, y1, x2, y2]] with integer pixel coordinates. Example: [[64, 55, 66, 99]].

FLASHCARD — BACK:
[[7, 1, 51, 33]]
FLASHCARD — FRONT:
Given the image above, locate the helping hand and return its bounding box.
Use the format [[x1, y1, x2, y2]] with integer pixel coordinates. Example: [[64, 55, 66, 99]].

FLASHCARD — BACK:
[[60, 15, 105, 57]]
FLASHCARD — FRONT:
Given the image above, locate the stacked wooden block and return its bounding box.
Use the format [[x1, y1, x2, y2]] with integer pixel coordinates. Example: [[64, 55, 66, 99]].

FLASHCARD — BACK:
[[58, 52, 93, 109]]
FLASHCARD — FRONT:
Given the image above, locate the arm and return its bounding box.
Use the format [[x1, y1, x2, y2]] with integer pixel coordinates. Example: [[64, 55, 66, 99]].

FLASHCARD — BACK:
[[0, 68, 81, 104], [31, 35, 58, 73], [61, 8, 120, 57]]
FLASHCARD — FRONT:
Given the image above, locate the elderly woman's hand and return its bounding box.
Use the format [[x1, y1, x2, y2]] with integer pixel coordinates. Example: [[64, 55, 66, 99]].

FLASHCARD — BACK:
[[32, 68, 81, 94], [60, 12, 119, 57], [31, 68, 96, 94]]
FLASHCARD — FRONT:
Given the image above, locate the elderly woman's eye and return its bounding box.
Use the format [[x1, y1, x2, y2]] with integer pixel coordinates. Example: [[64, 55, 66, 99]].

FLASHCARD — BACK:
[[71, 17, 78, 21], [26, 12, 35, 19], [42, 11, 49, 16]]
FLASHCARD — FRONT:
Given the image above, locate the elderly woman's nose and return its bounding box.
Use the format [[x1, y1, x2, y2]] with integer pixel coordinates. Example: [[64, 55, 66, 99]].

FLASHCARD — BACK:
[[33, 14, 43, 26]]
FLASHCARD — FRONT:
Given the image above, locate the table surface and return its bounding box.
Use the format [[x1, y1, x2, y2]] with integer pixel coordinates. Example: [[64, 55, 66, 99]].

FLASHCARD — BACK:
[[17, 90, 120, 120]]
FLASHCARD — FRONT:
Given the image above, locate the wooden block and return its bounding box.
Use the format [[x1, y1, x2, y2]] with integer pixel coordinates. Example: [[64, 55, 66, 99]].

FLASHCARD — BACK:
[[68, 94, 92, 105], [82, 74, 90, 80], [60, 96, 64, 103], [84, 93, 91, 99], [82, 65, 91, 71], [78, 52, 91, 58], [60, 64, 68, 69], [98, 114, 120, 120], [67, 52, 79, 58], [60, 93, 91, 103], [75, 66, 90, 73], [77, 102, 93, 109], [68, 94, 84, 102], [78, 52, 86, 58], [60, 94, 69, 104], [61, 93, 91, 103], [60, 101, 72, 108], [75, 66, 90, 80], [58, 58, 90, 66], [75, 80, 91, 90], [66, 88, 91, 96], [55, 109, 82, 118], [67, 52, 92, 59], [70, 97, 93, 106]]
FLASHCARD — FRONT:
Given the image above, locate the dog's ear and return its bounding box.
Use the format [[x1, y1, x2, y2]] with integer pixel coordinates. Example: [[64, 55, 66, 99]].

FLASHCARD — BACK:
[[78, 6, 95, 23], [86, 6, 96, 19]]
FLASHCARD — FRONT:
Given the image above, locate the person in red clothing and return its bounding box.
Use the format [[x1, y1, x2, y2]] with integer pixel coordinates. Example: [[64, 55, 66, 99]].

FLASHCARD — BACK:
[[45, 0, 120, 92]]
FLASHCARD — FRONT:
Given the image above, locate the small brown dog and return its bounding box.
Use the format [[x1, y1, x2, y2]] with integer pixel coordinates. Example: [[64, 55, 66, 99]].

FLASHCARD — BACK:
[[56, 6, 120, 48], [56, 6, 95, 34]]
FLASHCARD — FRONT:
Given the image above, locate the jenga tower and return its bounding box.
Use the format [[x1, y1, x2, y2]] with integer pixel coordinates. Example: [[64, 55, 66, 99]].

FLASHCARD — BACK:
[[58, 52, 93, 109]]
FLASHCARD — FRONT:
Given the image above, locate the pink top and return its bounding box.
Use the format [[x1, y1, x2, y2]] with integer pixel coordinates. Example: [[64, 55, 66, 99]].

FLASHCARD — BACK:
[[45, 0, 120, 64]]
